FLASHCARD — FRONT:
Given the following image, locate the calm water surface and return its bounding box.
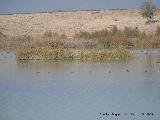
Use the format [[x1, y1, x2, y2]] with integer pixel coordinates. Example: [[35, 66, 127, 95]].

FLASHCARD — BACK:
[[0, 50, 160, 120]]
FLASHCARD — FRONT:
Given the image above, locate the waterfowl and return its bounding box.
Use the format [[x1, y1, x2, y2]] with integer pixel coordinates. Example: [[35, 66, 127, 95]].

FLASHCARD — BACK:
[[108, 71, 111, 73], [144, 50, 147, 54], [126, 69, 130, 72]]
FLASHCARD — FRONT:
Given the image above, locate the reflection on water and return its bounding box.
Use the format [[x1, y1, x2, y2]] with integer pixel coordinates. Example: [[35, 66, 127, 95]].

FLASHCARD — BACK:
[[0, 50, 160, 120]]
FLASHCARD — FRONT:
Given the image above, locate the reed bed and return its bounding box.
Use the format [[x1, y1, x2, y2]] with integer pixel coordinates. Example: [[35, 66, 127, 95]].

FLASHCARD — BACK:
[[1, 26, 160, 50], [16, 48, 132, 61], [75, 26, 160, 49]]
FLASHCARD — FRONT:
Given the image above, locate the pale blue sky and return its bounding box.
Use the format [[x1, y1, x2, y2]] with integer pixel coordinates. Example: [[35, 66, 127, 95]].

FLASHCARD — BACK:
[[0, 0, 159, 14]]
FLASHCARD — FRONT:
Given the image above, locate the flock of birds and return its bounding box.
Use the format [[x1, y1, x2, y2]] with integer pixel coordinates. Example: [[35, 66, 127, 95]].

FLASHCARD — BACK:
[[35, 69, 149, 74]]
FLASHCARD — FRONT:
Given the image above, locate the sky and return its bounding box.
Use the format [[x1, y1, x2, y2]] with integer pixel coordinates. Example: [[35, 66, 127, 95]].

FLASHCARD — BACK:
[[0, 0, 160, 14]]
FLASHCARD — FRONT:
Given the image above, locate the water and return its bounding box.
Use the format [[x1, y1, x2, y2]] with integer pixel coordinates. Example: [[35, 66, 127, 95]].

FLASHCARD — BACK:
[[0, 50, 160, 120]]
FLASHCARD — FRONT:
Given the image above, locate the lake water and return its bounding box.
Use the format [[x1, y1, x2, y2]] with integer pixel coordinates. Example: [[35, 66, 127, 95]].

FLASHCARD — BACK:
[[0, 50, 160, 120]]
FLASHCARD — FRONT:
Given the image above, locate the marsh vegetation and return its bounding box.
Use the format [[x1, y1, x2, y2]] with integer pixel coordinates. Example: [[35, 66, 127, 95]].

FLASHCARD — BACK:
[[1, 26, 160, 61], [16, 48, 132, 61]]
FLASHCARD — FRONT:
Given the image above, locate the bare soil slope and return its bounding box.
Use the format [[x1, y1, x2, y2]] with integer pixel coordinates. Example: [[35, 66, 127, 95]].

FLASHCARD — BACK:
[[0, 9, 160, 37]]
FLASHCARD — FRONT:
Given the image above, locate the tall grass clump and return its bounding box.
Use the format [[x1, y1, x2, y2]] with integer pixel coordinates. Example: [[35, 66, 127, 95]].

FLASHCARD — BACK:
[[0, 32, 7, 50], [153, 26, 160, 48], [42, 31, 67, 39], [124, 27, 140, 38], [43, 31, 58, 38], [75, 29, 109, 39], [156, 26, 160, 35]]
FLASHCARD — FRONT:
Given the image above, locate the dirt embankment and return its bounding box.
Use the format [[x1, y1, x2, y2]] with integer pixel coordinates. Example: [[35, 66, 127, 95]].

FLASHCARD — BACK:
[[0, 9, 160, 37]]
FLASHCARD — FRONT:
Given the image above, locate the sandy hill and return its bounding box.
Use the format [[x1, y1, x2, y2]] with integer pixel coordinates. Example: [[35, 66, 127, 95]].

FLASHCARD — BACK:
[[0, 9, 160, 37]]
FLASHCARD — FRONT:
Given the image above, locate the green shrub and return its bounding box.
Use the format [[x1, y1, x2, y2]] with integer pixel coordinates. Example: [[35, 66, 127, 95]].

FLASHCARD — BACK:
[[141, 1, 157, 23]]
